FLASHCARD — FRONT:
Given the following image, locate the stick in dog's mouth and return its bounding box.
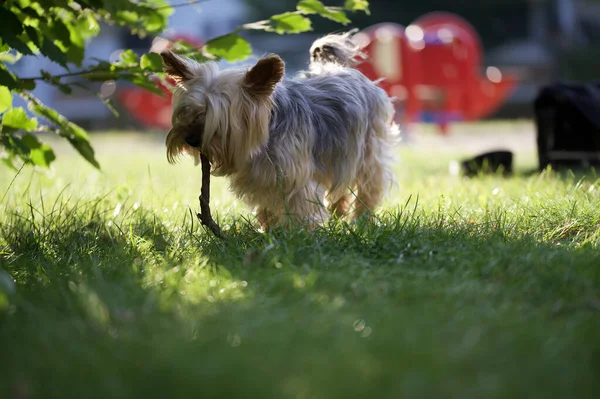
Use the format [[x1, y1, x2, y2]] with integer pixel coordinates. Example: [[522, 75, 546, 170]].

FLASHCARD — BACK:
[[197, 153, 226, 239]]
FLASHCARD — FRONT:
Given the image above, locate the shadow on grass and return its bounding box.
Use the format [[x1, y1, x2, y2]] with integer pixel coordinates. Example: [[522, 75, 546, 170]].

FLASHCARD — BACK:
[[1, 196, 600, 398]]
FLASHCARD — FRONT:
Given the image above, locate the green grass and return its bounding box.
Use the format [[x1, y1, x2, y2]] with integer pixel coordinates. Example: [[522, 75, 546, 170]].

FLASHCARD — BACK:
[[2, 122, 600, 398]]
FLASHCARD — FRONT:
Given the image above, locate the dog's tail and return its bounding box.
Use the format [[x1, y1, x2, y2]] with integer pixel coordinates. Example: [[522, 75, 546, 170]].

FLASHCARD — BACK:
[[309, 29, 366, 67]]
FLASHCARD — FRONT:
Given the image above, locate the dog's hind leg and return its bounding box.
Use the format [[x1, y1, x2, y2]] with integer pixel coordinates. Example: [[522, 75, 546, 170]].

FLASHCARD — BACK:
[[352, 166, 385, 221], [352, 135, 393, 221]]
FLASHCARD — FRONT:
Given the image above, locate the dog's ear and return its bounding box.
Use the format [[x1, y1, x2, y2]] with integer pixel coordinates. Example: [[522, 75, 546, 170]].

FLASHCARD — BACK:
[[243, 55, 285, 97], [161, 50, 195, 84]]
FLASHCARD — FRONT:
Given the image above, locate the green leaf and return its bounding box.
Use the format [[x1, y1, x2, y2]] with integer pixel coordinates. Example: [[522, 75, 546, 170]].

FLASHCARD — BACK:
[[0, 6, 33, 55], [297, 0, 326, 13], [19, 6, 41, 18], [103, 98, 119, 117], [67, 120, 91, 141], [20, 133, 42, 149], [151, 0, 174, 19], [0, 155, 18, 171], [204, 34, 253, 62], [344, 0, 370, 14], [0, 86, 11, 114], [297, 0, 351, 24], [67, 132, 99, 169], [0, 51, 22, 65], [27, 97, 100, 169], [144, 12, 167, 34], [56, 83, 72, 95], [40, 35, 69, 67], [20, 133, 56, 168], [269, 13, 312, 34], [49, 18, 72, 48], [169, 40, 210, 63], [2, 107, 38, 131], [129, 75, 164, 96], [115, 10, 140, 27], [76, 13, 100, 40], [24, 26, 42, 50], [63, 16, 85, 65], [0, 69, 18, 90], [29, 144, 56, 168], [140, 52, 163, 72], [66, 45, 85, 67], [0, 134, 29, 158], [0, 5, 24, 31], [119, 49, 139, 65], [65, 17, 83, 46], [19, 79, 36, 91], [2, 32, 34, 56]]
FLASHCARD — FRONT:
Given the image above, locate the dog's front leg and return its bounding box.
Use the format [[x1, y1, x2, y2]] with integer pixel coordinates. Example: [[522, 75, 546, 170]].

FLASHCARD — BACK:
[[256, 208, 276, 232]]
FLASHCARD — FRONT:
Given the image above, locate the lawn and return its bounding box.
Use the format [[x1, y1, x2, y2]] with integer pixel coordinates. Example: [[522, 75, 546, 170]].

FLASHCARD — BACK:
[[1, 121, 600, 398]]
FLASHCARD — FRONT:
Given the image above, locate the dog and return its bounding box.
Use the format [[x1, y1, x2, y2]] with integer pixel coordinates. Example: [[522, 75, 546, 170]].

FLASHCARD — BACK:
[[160, 31, 399, 230]]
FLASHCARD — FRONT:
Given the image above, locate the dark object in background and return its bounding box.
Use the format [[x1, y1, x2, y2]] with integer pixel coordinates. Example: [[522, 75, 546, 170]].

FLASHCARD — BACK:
[[534, 82, 600, 170], [459, 150, 513, 177]]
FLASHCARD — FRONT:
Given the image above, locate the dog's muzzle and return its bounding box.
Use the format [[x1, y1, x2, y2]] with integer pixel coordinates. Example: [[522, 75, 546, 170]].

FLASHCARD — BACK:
[[185, 134, 202, 148], [183, 119, 205, 148]]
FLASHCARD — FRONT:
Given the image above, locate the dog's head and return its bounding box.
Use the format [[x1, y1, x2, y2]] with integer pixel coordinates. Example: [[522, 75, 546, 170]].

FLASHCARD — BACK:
[[160, 50, 285, 175]]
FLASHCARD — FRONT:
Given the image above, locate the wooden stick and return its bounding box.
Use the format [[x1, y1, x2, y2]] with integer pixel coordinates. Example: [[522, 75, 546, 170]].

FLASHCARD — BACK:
[[197, 153, 226, 239]]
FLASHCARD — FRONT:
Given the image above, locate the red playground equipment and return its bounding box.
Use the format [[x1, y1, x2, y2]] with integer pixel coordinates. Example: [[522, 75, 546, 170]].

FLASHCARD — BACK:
[[354, 12, 519, 134]]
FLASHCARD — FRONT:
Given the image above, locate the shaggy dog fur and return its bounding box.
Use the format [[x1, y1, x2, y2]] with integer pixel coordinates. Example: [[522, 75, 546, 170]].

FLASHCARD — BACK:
[[161, 31, 399, 229]]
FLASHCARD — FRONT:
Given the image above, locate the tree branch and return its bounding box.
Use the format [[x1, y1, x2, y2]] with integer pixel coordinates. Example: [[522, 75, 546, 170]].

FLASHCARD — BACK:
[[20, 68, 150, 82], [197, 154, 226, 239], [153, 0, 209, 11]]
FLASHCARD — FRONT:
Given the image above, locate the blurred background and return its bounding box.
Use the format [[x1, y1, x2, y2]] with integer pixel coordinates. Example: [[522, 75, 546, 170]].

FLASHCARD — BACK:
[[9, 0, 600, 131]]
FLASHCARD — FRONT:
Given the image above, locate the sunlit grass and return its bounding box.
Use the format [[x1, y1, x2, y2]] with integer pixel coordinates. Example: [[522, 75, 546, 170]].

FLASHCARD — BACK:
[[1, 121, 600, 398]]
